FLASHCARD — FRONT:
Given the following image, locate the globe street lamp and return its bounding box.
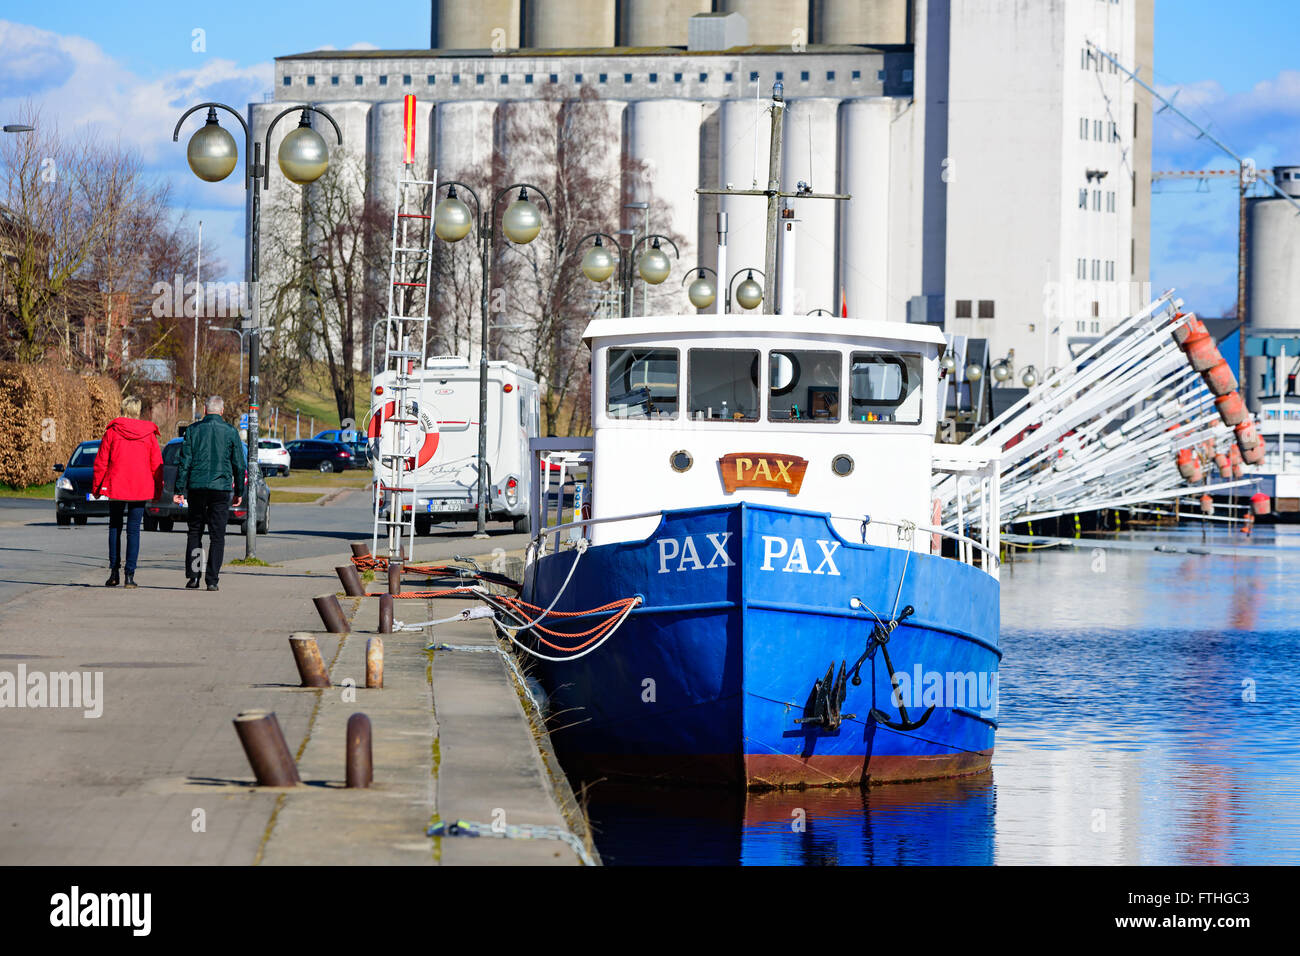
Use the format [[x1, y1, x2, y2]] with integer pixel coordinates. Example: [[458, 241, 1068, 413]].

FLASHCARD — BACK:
[[575, 232, 680, 318], [727, 268, 765, 313], [173, 101, 342, 559], [433, 180, 551, 537], [681, 267, 717, 310]]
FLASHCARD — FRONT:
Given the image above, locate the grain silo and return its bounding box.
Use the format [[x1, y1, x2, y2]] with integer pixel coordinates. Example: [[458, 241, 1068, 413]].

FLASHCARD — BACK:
[[1245, 166, 1300, 407]]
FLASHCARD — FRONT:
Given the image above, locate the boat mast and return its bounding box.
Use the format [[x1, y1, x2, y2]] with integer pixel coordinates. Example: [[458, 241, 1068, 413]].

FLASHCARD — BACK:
[[698, 81, 849, 314]]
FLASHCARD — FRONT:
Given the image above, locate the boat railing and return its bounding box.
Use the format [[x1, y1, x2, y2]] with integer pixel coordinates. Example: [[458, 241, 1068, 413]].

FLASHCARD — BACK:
[[826, 513, 1001, 577], [528, 437, 593, 538]]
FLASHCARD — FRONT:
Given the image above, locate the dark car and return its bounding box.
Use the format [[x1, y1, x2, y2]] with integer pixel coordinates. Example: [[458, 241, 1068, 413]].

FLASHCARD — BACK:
[[146, 438, 271, 534], [53, 441, 107, 526], [285, 439, 357, 472]]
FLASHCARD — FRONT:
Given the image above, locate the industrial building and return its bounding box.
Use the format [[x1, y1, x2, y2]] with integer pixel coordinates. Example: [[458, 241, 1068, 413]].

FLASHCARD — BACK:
[[253, 0, 1153, 378], [1245, 166, 1300, 410]]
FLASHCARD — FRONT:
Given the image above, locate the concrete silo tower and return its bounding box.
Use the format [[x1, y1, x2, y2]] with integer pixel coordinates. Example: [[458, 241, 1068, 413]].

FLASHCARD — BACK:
[[1245, 166, 1300, 408], [523, 0, 615, 48], [432, 0, 520, 49]]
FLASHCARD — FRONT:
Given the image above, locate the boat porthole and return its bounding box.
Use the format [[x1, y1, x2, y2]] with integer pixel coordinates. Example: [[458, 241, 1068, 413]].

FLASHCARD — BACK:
[[670, 450, 693, 473], [831, 454, 854, 476]]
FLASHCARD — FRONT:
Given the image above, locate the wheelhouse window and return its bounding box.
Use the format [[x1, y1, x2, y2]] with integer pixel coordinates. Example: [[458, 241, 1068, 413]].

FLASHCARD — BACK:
[[688, 348, 759, 421], [850, 352, 923, 424], [606, 348, 679, 420], [767, 349, 841, 422]]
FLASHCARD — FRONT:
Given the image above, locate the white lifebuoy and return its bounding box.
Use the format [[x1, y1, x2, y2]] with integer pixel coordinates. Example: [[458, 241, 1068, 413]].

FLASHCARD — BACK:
[[368, 399, 440, 468]]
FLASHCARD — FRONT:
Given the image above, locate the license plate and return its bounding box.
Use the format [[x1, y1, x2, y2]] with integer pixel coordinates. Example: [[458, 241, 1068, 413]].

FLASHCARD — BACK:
[[427, 498, 465, 513], [86, 493, 107, 502]]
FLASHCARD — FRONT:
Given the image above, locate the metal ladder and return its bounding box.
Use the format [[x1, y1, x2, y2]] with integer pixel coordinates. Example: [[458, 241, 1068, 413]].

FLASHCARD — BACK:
[[371, 163, 439, 562]]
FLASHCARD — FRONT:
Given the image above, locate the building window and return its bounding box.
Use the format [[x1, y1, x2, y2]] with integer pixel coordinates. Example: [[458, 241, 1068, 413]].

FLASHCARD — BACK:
[[575, 73, 583, 83], [1077, 258, 1086, 279], [902, 69, 913, 82], [525, 74, 534, 84], [852, 70, 861, 80], [1106, 191, 1116, 212], [1091, 260, 1100, 280], [699, 72, 708, 82], [354, 75, 363, 85], [379, 75, 388, 85], [674, 72, 682, 83], [978, 300, 995, 319], [499, 74, 508, 84], [426, 74, 435, 84], [453, 74, 461, 84], [801, 71, 810, 82], [750, 71, 759, 82], [1077, 321, 1086, 332], [1105, 260, 1115, 281], [1079, 188, 1088, 209], [332, 76, 340, 86], [1109, 121, 1119, 142], [549, 73, 558, 83], [776, 71, 784, 81], [649, 72, 658, 83], [283, 76, 291, 86], [725, 72, 734, 82], [1093, 189, 1101, 211], [306, 76, 315, 86], [955, 299, 973, 318], [1079, 117, 1087, 139], [623, 73, 631, 83], [1092, 302, 1100, 318], [403, 74, 411, 85], [476, 73, 484, 84], [877, 69, 886, 81]]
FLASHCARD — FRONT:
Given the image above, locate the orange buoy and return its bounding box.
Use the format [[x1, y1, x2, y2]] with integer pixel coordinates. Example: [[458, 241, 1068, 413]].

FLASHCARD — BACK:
[[1215, 391, 1248, 426], [1199, 494, 1214, 515], [1183, 329, 1223, 371], [1235, 420, 1261, 451], [1251, 492, 1270, 515], [1228, 443, 1242, 464], [1243, 442, 1266, 465], [1202, 359, 1238, 396], [1176, 448, 1197, 480], [1242, 511, 1255, 535], [1190, 460, 1204, 483], [1170, 312, 1205, 346], [1232, 462, 1244, 479], [1214, 452, 1230, 477]]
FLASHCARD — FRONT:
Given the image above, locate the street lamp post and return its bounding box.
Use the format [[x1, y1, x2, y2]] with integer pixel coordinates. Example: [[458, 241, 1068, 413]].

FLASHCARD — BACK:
[[681, 267, 717, 311], [173, 101, 342, 559], [576, 232, 680, 318], [208, 324, 265, 390], [434, 180, 551, 538]]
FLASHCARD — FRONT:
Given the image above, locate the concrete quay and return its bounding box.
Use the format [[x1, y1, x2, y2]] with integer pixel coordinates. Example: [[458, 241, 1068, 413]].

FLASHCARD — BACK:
[[0, 536, 595, 866]]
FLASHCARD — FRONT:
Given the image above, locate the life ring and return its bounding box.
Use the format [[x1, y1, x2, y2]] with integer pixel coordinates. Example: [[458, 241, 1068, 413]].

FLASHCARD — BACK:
[[367, 399, 440, 468]]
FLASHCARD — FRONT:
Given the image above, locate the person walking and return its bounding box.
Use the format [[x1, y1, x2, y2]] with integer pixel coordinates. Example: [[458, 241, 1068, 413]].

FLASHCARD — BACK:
[[92, 395, 164, 588], [175, 395, 245, 591]]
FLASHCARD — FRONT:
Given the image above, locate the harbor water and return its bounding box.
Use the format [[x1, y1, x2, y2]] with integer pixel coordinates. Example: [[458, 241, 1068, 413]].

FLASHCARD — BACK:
[[577, 523, 1300, 865]]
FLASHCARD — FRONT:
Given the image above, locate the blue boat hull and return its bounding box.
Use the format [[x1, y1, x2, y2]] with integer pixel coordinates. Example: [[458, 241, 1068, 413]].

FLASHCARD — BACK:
[[521, 503, 1000, 788]]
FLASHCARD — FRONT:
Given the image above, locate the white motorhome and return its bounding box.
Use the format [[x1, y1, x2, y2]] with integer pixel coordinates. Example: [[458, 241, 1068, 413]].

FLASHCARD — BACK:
[[368, 356, 540, 534]]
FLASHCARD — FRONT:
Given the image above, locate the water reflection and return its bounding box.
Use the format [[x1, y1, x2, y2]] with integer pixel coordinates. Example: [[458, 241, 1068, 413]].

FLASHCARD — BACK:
[[579, 525, 1300, 865]]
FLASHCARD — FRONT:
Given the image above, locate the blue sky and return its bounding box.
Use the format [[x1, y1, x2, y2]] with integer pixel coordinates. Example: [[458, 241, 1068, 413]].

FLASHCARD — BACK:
[[3, 1, 1297, 314]]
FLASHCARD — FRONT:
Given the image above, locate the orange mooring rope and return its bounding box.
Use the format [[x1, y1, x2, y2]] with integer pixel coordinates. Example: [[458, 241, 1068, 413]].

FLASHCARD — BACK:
[[491, 596, 639, 652]]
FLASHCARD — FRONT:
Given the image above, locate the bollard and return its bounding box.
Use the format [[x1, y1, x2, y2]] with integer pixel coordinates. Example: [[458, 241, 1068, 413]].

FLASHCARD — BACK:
[[345, 713, 373, 788], [288, 633, 331, 688], [314, 594, 349, 634], [233, 710, 300, 787], [350, 542, 371, 559], [366, 637, 384, 689], [387, 562, 402, 595], [335, 564, 365, 597], [378, 593, 394, 634]]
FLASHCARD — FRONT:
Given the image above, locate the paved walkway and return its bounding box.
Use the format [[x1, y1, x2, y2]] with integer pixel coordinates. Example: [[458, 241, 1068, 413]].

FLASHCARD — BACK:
[[0, 539, 591, 865]]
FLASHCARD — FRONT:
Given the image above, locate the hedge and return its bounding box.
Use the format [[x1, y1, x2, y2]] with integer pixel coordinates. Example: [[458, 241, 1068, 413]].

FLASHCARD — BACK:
[[0, 363, 123, 487]]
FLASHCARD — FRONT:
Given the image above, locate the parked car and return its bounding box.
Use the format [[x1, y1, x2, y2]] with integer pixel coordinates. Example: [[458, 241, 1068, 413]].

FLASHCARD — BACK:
[[257, 438, 291, 477], [146, 438, 271, 533], [313, 428, 359, 444], [285, 439, 357, 472], [53, 441, 108, 526]]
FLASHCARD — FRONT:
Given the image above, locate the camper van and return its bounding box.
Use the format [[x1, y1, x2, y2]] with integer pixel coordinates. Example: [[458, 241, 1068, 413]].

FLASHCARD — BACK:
[[368, 356, 540, 534]]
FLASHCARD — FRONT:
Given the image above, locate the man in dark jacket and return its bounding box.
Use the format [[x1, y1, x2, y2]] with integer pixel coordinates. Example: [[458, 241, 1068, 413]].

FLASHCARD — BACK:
[[174, 395, 245, 591]]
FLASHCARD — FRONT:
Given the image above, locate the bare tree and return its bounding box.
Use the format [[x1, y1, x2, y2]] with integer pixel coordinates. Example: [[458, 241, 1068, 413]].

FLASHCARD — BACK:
[[262, 152, 389, 425]]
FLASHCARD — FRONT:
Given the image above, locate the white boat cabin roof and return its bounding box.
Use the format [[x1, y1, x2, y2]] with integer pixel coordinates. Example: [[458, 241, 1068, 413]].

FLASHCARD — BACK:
[[583, 315, 947, 349]]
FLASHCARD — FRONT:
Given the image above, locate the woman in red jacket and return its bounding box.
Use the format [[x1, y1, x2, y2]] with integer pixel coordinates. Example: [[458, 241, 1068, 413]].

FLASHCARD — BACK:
[[92, 396, 164, 588]]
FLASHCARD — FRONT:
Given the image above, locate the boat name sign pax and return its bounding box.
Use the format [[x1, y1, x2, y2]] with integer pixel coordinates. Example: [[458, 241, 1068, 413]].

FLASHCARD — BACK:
[[719, 452, 809, 495]]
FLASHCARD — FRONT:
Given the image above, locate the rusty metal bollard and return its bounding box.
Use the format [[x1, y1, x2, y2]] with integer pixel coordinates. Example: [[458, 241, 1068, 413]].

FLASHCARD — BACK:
[[378, 593, 394, 634], [288, 633, 331, 688], [350, 542, 371, 559], [345, 713, 373, 788], [387, 562, 402, 595], [233, 710, 301, 787], [313, 594, 349, 634], [366, 637, 383, 689], [335, 564, 365, 597]]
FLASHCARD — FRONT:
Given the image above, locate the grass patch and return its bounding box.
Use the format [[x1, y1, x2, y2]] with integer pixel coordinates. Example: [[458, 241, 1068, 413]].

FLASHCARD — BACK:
[[269, 470, 371, 490], [228, 556, 274, 567], [0, 482, 56, 499], [272, 491, 325, 504]]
